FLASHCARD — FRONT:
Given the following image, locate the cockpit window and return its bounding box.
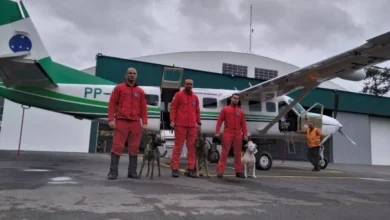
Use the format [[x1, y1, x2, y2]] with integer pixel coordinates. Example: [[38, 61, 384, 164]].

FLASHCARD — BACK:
[[287, 98, 306, 114]]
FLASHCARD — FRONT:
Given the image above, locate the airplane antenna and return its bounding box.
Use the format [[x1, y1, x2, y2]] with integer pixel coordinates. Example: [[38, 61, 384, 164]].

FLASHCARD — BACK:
[[249, 82, 252, 87], [234, 87, 238, 91], [248, 4, 253, 53]]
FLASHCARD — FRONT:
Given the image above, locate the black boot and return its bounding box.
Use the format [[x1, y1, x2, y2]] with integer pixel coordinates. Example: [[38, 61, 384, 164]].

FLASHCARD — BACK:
[[127, 155, 140, 179], [108, 152, 120, 180], [185, 168, 197, 178], [172, 169, 179, 178], [236, 172, 245, 178]]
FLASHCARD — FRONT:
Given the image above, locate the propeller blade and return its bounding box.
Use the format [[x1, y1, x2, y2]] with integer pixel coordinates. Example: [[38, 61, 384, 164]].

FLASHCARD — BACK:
[[338, 129, 356, 145]]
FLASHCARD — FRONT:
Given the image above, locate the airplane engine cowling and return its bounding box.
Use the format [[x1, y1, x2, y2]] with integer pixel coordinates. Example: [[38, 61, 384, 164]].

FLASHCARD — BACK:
[[336, 69, 366, 81]]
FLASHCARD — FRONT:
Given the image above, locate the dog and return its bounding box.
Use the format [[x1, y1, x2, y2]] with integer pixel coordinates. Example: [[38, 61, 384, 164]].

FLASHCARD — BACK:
[[241, 140, 258, 178], [195, 130, 211, 178], [138, 133, 166, 180]]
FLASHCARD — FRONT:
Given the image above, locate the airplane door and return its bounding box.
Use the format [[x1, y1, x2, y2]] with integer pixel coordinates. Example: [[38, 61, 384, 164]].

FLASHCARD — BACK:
[[160, 67, 184, 92], [299, 103, 324, 130]]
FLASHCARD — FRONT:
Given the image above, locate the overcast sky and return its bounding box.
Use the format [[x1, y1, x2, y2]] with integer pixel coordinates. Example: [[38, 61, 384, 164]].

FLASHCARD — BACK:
[[22, 0, 390, 93]]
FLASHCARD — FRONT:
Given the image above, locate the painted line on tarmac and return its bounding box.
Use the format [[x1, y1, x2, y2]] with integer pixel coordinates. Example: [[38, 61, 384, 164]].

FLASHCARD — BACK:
[[274, 169, 342, 174], [139, 157, 369, 179], [358, 178, 390, 182], [139, 157, 390, 180], [225, 165, 342, 174], [252, 176, 390, 180], [139, 157, 187, 173], [273, 163, 343, 173], [273, 161, 390, 176], [332, 169, 390, 176], [23, 169, 51, 172]]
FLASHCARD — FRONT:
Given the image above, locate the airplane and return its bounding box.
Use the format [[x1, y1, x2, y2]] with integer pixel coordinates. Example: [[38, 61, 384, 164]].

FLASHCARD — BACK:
[[1, 0, 390, 171]]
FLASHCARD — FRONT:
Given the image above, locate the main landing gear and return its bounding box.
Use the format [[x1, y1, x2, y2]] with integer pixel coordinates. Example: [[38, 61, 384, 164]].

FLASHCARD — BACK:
[[207, 137, 220, 163], [255, 151, 273, 170], [319, 145, 328, 170]]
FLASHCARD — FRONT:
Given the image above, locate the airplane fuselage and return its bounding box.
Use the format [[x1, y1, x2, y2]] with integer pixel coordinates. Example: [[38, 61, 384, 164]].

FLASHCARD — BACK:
[[0, 82, 341, 143]]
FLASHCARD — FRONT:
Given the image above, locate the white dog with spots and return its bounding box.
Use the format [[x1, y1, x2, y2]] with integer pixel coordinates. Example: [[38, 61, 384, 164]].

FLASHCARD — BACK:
[[241, 140, 258, 178]]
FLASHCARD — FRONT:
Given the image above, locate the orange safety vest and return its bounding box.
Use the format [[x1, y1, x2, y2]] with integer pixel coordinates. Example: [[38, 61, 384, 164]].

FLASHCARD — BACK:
[[306, 128, 321, 148]]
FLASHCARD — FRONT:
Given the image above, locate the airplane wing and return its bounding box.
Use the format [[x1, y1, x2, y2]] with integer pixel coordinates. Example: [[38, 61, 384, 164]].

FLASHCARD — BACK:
[[0, 51, 57, 89], [217, 31, 390, 134], [218, 30, 390, 103]]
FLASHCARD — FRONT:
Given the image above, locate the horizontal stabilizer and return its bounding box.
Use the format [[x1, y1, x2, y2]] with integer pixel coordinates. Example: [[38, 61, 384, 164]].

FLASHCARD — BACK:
[[0, 52, 57, 89]]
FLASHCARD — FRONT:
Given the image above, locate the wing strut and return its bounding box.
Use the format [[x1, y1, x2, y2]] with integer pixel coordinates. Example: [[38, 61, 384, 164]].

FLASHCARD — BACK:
[[258, 86, 314, 134]]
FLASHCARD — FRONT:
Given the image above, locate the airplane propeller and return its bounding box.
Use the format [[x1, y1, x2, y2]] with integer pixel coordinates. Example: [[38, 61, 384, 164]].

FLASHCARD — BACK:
[[333, 90, 356, 145]]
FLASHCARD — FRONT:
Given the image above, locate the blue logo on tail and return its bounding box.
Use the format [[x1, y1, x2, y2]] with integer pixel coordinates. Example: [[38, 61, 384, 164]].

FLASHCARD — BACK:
[[9, 34, 32, 52]]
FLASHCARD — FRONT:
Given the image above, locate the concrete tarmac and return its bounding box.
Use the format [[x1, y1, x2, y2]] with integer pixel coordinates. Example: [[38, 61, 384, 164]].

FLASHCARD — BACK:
[[1, 150, 390, 220]]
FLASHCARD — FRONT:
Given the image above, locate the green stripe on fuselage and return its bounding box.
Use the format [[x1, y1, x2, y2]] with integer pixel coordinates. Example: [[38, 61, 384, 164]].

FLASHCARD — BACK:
[[0, 82, 276, 122]]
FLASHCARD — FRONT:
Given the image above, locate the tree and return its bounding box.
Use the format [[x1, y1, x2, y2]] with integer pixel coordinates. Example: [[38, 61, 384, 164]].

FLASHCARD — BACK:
[[361, 67, 390, 96]]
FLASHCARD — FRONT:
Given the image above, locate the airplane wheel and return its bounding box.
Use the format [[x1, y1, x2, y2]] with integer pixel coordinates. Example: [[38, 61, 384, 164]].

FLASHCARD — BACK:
[[255, 151, 272, 170], [208, 150, 220, 163], [320, 157, 328, 170]]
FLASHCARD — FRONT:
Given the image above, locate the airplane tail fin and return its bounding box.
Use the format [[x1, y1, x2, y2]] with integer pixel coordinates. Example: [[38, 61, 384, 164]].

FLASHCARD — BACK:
[[0, 0, 55, 88], [0, 0, 49, 60], [0, 0, 115, 88]]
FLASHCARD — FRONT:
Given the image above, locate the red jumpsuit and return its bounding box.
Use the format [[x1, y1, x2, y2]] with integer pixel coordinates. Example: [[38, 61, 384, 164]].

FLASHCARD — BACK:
[[169, 89, 201, 171], [108, 82, 148, 156], [215, 104, 248, 174]]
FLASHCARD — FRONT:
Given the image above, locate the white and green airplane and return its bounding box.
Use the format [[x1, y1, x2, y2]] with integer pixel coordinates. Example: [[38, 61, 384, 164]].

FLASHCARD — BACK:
[[1, 0, 390, 170]]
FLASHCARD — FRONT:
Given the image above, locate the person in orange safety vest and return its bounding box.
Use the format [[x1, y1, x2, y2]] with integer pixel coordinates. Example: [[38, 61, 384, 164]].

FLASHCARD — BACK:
[[297, 121, 324, 171]]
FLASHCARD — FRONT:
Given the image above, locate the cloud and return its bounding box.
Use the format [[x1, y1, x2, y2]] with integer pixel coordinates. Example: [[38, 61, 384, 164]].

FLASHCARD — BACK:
[[239, 0, 362, 48], [21, 0, 390, 93], [23, 0, 165, 69]]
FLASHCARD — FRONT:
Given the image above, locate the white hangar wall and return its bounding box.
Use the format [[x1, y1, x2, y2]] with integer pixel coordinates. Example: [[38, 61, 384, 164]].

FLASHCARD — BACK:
[[0, 69, 94, 153], [0, 100, 92, 153]]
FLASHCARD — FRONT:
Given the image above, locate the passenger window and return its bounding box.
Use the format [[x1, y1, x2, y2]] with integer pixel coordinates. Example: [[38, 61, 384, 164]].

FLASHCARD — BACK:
[[249, 101, 261, 112], [203, 98, 217, 109], [145, 94, 159, 106], [266, 102, 276, 112]]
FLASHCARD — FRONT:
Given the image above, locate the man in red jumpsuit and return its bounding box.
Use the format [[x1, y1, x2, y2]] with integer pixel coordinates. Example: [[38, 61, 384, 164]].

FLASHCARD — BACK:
[[170, 79, 201, 178], [215, 93, 248, 178], [107, 67, 148, 180]]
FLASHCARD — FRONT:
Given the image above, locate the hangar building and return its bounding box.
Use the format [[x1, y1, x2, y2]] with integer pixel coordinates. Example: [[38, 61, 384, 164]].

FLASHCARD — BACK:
[[1, 51, 390, 166]]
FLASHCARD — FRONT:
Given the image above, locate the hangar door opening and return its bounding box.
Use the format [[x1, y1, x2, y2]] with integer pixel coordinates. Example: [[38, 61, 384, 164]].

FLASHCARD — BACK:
[[332, 112, 371, 165]]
